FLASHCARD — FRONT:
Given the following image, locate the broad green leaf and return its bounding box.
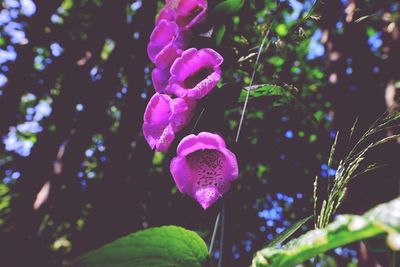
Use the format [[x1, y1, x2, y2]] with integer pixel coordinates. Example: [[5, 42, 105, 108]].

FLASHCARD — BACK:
[[251, 197, 400, 267], [214, 25, 226, 47], [72, 226, 209, 267], [267, 215, 313, 248], [213, 0, 244, 15]]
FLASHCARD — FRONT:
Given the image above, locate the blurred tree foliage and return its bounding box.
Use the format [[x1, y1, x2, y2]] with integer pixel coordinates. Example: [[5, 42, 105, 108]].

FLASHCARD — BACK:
[[0, 0, 399, 266]]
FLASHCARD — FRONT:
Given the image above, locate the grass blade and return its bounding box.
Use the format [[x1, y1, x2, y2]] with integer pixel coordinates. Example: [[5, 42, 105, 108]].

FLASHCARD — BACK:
[[267, 215, 313, 248]]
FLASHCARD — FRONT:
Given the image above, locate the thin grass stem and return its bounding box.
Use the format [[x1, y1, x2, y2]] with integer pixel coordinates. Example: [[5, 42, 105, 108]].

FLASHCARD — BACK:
[[209, 211, 221, 255]]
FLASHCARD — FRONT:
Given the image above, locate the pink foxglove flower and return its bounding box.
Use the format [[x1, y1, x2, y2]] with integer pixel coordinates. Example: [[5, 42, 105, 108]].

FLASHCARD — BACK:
[[156, 7, 176, 25], [147, 19, 190, 70], [143, 93, 195, 152], [170, 132, 238, 209], [160, 0, 208, 29], [167, 48, 223, 99], [152, 68, 169, 93]]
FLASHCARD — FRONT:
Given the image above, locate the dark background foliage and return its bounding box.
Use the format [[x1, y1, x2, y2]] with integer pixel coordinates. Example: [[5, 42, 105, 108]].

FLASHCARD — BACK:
[[0, 0, 400, 266]]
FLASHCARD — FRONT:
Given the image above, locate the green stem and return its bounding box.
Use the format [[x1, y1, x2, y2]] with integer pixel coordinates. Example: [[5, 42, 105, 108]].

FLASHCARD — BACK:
[[218, 204, 225, 267]]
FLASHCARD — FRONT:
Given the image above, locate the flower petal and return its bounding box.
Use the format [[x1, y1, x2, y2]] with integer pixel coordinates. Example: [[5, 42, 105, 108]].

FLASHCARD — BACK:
[[170, 132, 239, 209], [143, 93, 174, 151], [168, 48, 223, 99], [170, 156, 192, 193], [154, 45, 181, 70], [143, 122, 176, 152], [185, 70, 221, 99], [221, 149, 239, 181], [170, 97, 196, 131], [143, 94, 196, 151], [143, 93, 172, 125], [177, 132, 225, 156], [199, 48, 224, 66], [170, 48, 199, 81], [185, 149, 231, 209], [142, 122, 165, 150], [194, 187, 223, 210], [156, 7, 176, 25], [155, 124, 175, 152], [147, 20, 190, 69], [152, 68, 170, 93], [147, 20, 179, 63], [175, 0, 208, 28]]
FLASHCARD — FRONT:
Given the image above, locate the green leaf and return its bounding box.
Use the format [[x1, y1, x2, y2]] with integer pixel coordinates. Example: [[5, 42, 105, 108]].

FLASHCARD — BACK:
[[267, 215, 313, 248], [366, 27, 377, 37], [72, 226, 209, 267], [268, 56, 285, 67], [251, 197, 400, 267], [308, 134, 317, 143], [214, 25, 226, 47], [213, 0, 244, 15], [275, 24, 288, 37], [313, 110, 324, 122], [239, 84, 289, 103], [152, 151, 164, 165], [100, 38, 116, 61]]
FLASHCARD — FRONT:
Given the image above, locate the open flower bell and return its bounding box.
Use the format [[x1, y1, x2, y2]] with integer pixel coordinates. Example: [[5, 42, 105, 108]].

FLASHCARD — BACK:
[[143, 93, 195, 152], [170, 132, 238, 209], [168, 48, 223, 99], [159, 0, 208, 29], [147, 19, 190, 70]]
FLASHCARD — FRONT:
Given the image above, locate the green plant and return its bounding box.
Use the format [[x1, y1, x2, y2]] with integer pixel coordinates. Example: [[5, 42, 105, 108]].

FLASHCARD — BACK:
[[71, 226, 209, 267], [251, 112, 400, 266], [316, 113, 400, 228], [251, 196, 400, 267]]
